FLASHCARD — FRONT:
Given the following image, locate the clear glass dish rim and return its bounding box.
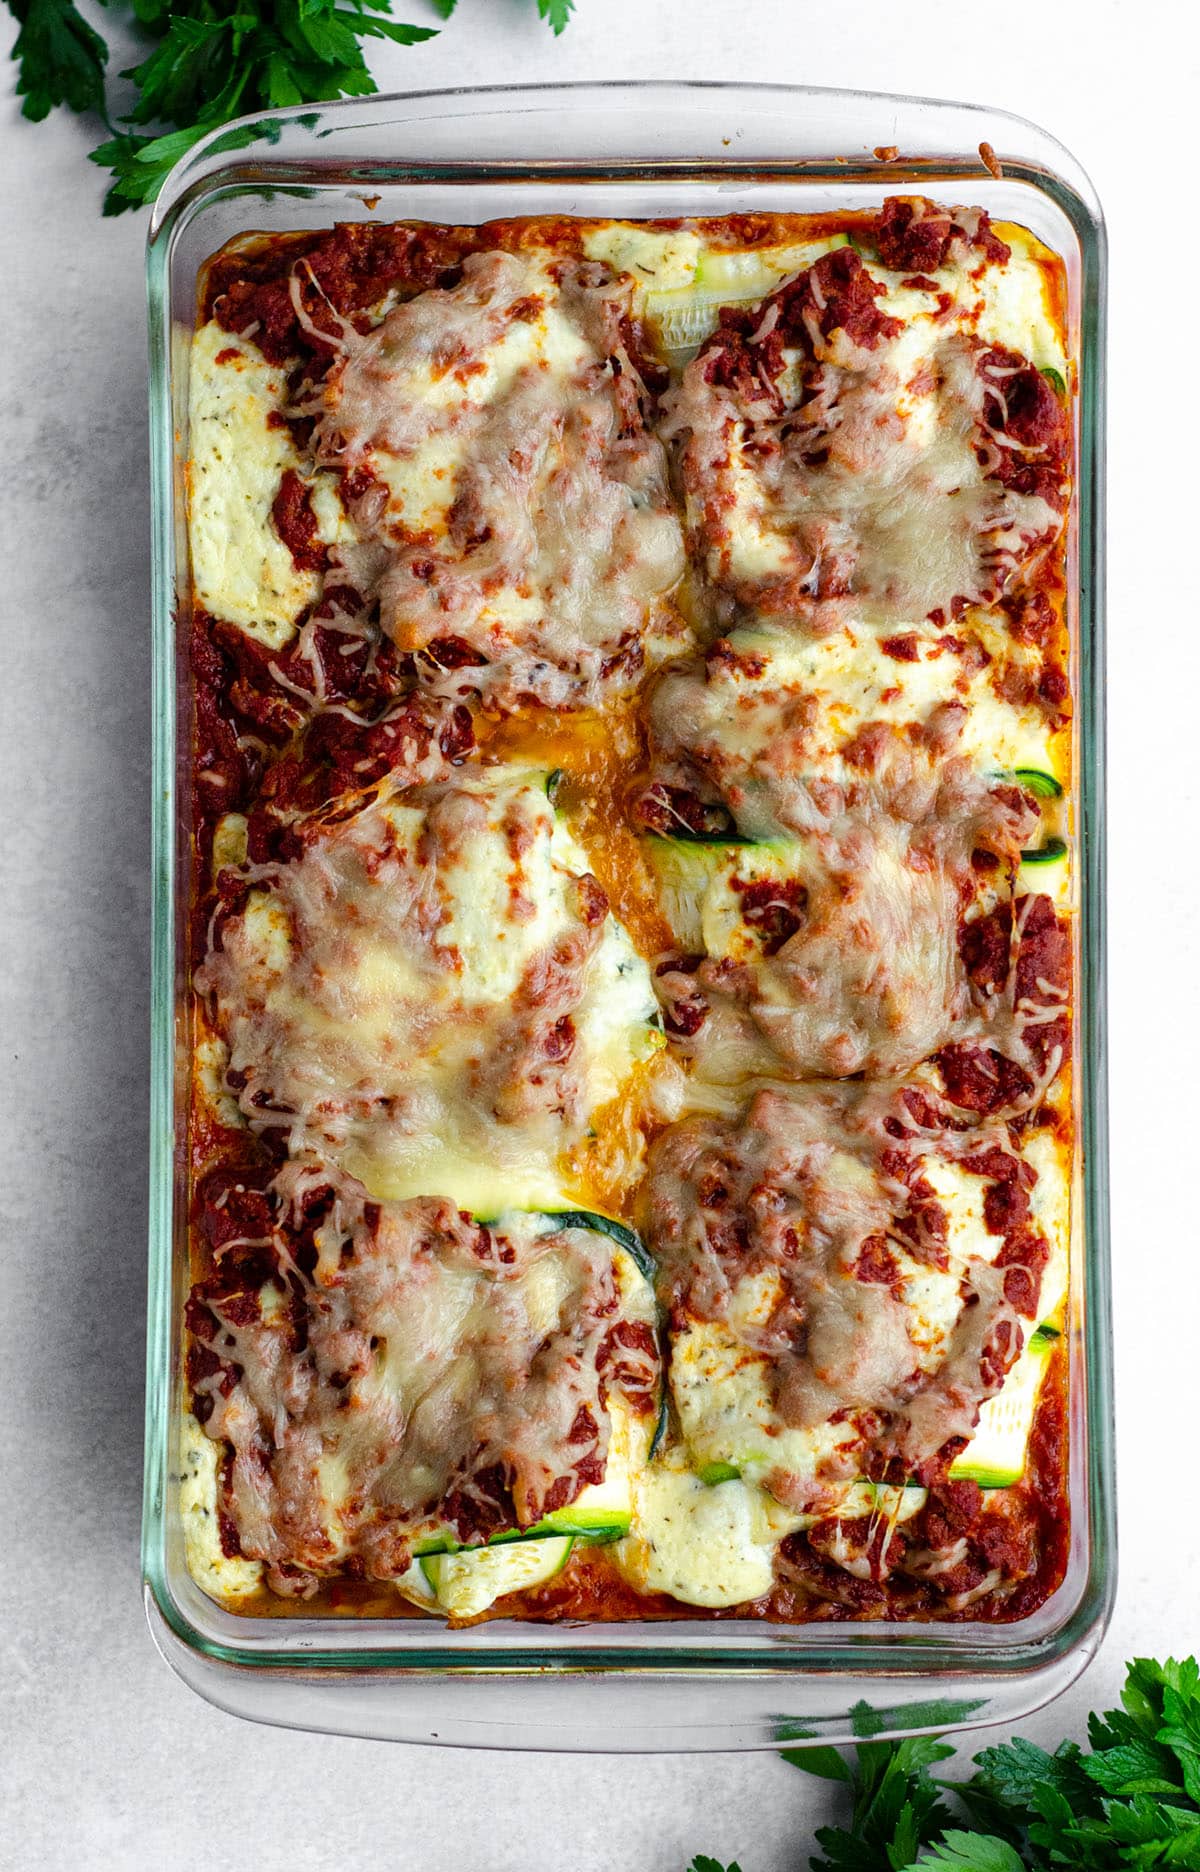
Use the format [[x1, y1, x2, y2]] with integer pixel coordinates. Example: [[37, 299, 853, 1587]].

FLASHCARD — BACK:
[[143, 80, 1113, 1696]]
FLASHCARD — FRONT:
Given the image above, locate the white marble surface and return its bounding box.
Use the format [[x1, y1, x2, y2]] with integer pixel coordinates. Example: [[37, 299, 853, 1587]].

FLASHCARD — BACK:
[[0, 0, 1192, 1863]]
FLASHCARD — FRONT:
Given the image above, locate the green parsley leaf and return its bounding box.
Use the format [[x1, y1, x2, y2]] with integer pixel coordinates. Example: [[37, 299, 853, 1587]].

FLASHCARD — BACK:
[[91, 0, 439, 213], [90, 122, 225, 213], [6, 0, 580, 212], [122, 15, 246, 128], [803, 1733, 957, 1872], [888, 1803, 925, 1869], [692, 1657, 1200, 1872], [903, 1833, 1025, 1871], [689, 1859, 743, 1872], [9, 0, 108, 121], [779, 1745, 854, 1784], [1160, 1676, 1200, 1806], [970, 1736, 1085, 1809], [1125, 1657, 1192, 1735], [129, 0, 176, 28], [537, 0, 573, 32], [1081, 1738, 1183, 1799]]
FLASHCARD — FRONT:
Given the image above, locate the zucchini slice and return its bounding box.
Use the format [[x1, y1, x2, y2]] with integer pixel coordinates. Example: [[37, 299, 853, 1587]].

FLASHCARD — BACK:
[[649, 1391, 669, 1460], [644, 833, 801, 957], [643, 235, 851, 362], [1020, 836, 1068, 863], [1014, 768, 1063, 800], [420, 1536, 573, 1616], [661, 830, 760, 847], [644, 291, 744, 360], [697, 1461, 742, 1487], [679, 1317, 1061, 1501], [1017, 836, 1069, 907], [411, 1212, 660, 1557], [644, 836, 727, 951], [540, 1208, 657, 1283], [948, 1326, 1058, 1488]]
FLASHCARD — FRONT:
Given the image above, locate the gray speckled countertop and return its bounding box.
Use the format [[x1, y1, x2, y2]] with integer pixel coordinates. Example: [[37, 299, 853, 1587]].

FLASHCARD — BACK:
[[0, 3, 1187, 1863]]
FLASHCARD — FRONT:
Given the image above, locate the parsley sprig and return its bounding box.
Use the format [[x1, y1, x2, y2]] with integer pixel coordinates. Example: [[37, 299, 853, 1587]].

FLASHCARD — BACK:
[[10, 0, 109, 119], [691, 1657, 1200, 1871], [5, 0, 572, 214]]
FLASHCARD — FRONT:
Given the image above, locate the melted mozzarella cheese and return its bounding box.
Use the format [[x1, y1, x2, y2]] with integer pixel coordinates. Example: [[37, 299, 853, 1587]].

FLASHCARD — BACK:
[[651, 622, 1062, 844], [194, 1031, 242, 1132], [358, 266, 594, 539], [188, 321, 351, 647], [670, 1303, 862, 1497], [200, 766, 661, 1215], [664, 233, 1066, 629], [582, 223, 703, 291], [309, 249, 687, 710], [871, 223, 1067, 377], [615, 1458, 932, 1608], [921, 1155, 1007, 1267], [667, 1137, 1035, 1506], [211, 811, 249, 874], [974, 224, 1068, 375], [614, 1457, 799, 1608], [193, 1204, 660, 1597]]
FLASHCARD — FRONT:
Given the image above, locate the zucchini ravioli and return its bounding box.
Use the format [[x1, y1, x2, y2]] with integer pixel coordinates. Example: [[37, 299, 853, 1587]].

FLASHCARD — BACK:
[[183, 198, 1073, 1625]]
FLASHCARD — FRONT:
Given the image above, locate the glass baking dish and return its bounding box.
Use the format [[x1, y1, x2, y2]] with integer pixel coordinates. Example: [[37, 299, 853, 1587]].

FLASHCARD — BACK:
[[143, 80, 1112, 1751]]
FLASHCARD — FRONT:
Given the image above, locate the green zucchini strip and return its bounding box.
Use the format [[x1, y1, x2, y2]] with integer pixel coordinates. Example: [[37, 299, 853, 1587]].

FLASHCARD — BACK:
[[1020, 836, 1068, 864], [542, 1208, 657, 1283], [686, 1325, 1060, 1496], [412, 1209, 660, 1556], [1014, 767, 1064, 800]]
